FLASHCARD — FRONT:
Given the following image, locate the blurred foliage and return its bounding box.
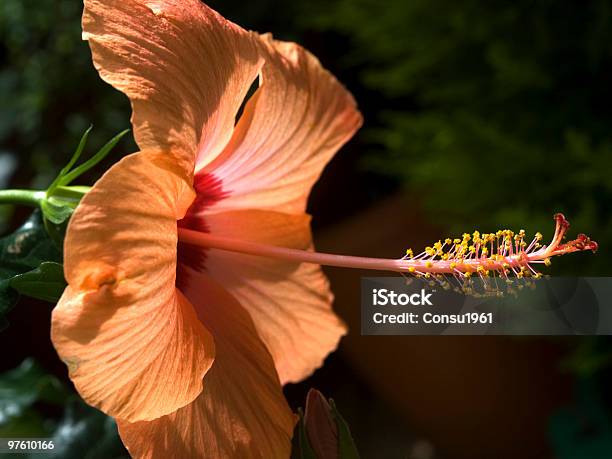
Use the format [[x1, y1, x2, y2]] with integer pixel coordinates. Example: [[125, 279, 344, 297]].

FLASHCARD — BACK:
[[549, 377, 612, 458], [0, 0, 134, 192], [0, 358, 67, 428], [301, 0, 612, 274], [0, 359, 128, 458]]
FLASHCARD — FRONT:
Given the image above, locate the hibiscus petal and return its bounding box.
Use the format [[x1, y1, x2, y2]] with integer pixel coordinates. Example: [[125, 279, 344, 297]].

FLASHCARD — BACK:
[[82, 0, 264, 175], [197, 209, 347, 384], [51, 151, 215, 422], [202, 35, 363, 214], [118, 273, 295, 458]]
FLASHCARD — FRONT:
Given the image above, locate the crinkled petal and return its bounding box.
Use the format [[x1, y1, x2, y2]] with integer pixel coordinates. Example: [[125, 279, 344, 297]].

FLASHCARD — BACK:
[[51, 151, 215, 422], [118, 273, 295, 459], [184, 209, 346, 384], [202, 35, 363, 214], [82, 0, 264, 175]]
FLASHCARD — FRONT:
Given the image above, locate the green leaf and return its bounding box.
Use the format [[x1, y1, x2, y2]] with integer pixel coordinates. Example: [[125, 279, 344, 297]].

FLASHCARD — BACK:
[[0, 211, 62, 329], [43, 218, 69, 249], [10, 262, 66, 303]]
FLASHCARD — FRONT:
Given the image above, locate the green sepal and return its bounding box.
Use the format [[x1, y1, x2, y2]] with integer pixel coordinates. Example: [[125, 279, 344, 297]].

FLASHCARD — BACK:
[[57, 128, 130, 188], [296, 408, 318, 459], [39, 127, 128, 231], [330, 399, 360, 459], [40, 198, 74, 225], [10, 261, 66, 303], [46, 125, 92, 196], [41, 186, 90, 246], [41, 185, 90, 226]]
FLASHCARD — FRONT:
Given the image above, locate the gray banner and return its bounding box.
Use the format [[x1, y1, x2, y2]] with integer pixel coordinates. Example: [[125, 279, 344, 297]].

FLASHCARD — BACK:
[[361, 277, 612, 335]]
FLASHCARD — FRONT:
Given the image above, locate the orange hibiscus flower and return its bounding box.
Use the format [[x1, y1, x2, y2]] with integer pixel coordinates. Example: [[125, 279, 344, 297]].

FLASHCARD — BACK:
[[51, 0, 362, 456], [50, 1, 596, 458]]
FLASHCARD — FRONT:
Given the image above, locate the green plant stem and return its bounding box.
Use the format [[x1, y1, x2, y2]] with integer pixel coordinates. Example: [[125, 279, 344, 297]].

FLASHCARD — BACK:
[[0, 190, 46, 207]]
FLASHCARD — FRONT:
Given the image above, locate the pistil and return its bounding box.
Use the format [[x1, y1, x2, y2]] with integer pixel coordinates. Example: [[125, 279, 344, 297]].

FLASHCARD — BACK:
[[177, 213, 597, 279]]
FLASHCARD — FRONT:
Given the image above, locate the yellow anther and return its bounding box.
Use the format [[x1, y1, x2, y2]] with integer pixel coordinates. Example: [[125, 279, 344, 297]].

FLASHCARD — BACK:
[[544, 258, 551, 267], [406, 248, 414, 257], [425, 261, 433, 268], [408, 267, 416, 273]]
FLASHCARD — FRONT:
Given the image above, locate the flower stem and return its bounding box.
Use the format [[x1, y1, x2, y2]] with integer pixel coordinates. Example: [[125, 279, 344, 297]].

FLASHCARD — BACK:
[[0, 189, 46, 207]]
